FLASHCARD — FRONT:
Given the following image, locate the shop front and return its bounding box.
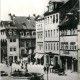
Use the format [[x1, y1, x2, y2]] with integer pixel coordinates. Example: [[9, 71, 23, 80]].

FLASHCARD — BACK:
[[60, 50, 78, 72], [34, 53, 44, 65]]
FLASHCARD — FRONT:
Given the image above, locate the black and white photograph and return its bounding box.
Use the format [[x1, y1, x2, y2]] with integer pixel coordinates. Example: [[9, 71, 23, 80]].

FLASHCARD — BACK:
[[0, 0, 80, 80]]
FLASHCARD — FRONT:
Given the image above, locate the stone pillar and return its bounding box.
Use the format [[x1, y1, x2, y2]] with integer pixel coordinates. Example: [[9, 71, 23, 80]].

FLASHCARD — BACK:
[[65, 58, 67, 70]]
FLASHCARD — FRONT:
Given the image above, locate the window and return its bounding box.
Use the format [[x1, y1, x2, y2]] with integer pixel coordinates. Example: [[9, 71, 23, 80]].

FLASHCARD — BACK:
[[21, 49, 25, 55], [61, 42, 64, 50], [21, 32, 24, 36], [38, 44, 42, 50], [14, 48, 16, 51], [51, 30, 52, 37], [54, 43, 55, 50], [70, 42, 76, 50], [65, 42, 68, 50], [57, 29, 58, 33], [54, 30, 55, 36], [46, 44, 47, 50], [10, 48, 12, 51], [20, 41, 24, 47], [33, 32, 36, 35], [50, 16, 52, 23], [57, 43, 59, 50], [48, 43, 50, 50], [61, 30, 64, 36], [53, 15, 55, 23], [56, 14, 58, 23], [48, 17, 49, 23], [10, 39, 12, 42], [27, 32, 29, 36], [64, 30, 67, 35], [70, 29, 76, 35], [10, 47, 16, 52], [51, 43, 52, 50], [9, 30, 12, 35], [61, 42, 68, 50], [13, 31, 16, 35], [10, 39, 16, 42], [48, 30, 50, 37], [45, 31, 47, 37], [13, 39, 16, 42], [41, 34, 42, 38]]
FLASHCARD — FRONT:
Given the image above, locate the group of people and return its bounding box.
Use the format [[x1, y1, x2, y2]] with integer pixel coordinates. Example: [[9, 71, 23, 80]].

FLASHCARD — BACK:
[[43, 63, 66, 75]]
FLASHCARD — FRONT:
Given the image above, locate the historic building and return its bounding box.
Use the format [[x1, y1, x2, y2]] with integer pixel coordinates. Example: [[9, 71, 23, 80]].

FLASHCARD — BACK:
[[0, 21, 19, 63], [0, 14, 36, 64], [35, 15, 44, 65], [43, 0, 64, 66], [58, 0, 79, 71], [35, 0, 79, 72]]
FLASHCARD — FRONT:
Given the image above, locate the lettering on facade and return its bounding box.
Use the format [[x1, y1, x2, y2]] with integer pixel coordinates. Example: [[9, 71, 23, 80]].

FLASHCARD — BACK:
[[63, 51, 69, 54]]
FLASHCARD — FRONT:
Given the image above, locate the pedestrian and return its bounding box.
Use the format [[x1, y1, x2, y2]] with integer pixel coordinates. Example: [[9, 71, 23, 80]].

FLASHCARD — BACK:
[[43, 66, 46, 73], [63, 64, 66, 76]]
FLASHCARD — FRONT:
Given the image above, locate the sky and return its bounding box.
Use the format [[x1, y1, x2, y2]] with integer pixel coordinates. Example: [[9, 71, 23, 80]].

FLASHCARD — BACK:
[[1, 0, 49, 20], [0, 0, 68, 21]]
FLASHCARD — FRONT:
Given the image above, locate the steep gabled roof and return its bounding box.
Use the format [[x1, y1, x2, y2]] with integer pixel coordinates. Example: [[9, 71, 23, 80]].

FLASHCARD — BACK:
[[13, 16, 36, 30], [59, 0, 79, 21]]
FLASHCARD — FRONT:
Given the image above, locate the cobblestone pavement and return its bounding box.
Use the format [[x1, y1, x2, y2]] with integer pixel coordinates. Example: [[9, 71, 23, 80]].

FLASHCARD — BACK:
[[0, 63, 80, 80]]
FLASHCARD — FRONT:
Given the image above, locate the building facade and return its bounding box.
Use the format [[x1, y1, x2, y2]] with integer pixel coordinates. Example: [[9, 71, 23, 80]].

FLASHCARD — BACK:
[[0, 21, 19, 63], [43, 0, 64, 66], [58, 0, 79, 71], [0, 14, 36, 64], [36, 16, 44, 65]]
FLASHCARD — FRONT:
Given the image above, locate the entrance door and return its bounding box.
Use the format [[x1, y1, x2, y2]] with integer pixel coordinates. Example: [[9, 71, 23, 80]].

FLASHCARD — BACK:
[[73, 60, 78, 72], [14, 56, 17, 62], [9, 56, 13, 63], [67, 57, 72, 70]]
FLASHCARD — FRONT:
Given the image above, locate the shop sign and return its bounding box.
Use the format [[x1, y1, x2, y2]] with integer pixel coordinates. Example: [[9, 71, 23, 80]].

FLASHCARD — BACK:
[[63, 51, 69, 54]]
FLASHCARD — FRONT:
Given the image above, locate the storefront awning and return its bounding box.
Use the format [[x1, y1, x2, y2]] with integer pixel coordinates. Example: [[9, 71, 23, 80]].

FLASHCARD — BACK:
[[34, 54, 43, 59], [34, 54, 39, 58], [38, 54, 43, 59]]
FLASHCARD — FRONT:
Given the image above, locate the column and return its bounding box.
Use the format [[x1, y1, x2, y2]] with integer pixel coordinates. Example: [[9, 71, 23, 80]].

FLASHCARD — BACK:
[[65, 58, 67, 70]]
